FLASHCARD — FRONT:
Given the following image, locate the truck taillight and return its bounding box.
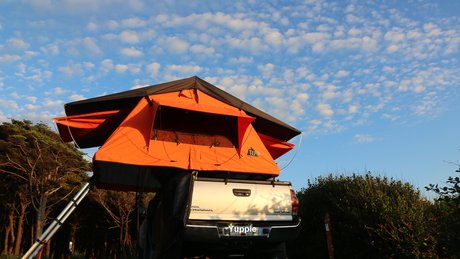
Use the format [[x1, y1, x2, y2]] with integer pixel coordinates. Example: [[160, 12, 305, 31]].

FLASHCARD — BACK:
[[290, 189, 299, 216]]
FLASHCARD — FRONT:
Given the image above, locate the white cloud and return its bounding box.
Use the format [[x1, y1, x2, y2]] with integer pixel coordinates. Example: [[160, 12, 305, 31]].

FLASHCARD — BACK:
[[146, 62, 161, 77], [322, 85, 340, 100], [346, 14, 363, 24], [106, 20, 119, 30], [335, 70, 349, 78], [43, 99, 64, 108], [114, 64, 129, 73], [303, 32, 329, 44], [297, 93, 309, 101], [0, 54, 21, 63], [258, 63, 275, 79], [100, 59, 114, 74], [165, 37, 189, 53], [86, 21, 98, 31], [51, 87, 67, 95], [229, 56, 253, 64], [83, 62, 95, 70], [190, 44, 214, 55], [383, 66, 396, 73], [220, 77, 236, 88], [387, 44, 399, 53], [26, 96, 38, 103], [83, 37, 102, 55], [328, 36, 378, 52], [312, 42, 325, 52], [348, 104, 359, 114], [226, 36, 268, 53], [11, 92, 20, 99], [120, 30, 140, 44], [166, 64, 201, 75], [17, 63, 26, 74], [41, 43, 59, 55], [348, 28, 362, 36], [121, 17, 147, 28], [69, 94, 85, 101], [384, 31, 405, 42], [423, 23, 442, 37], [342, 89, 353, 103], [284, 69, 295, 83], [407, 29, 422, 39], [354, 134, 375, 144], [24, 50, 39, 58], [26, 104, 40, 110], [59, 63, 83, 77], [212, 12, 261, 31], [128, 64, 141, 74], [120, 47, 143, 57], [413, 92, 438, 116], [316, 103, 334, 117], [0, 99, 19, 110], [264, 30, 284, 46], [8, 38, 30, 49]]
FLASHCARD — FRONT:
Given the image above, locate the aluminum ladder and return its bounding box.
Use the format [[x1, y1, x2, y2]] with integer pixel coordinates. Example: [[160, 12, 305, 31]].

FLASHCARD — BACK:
[[22, 178, 93, 259]]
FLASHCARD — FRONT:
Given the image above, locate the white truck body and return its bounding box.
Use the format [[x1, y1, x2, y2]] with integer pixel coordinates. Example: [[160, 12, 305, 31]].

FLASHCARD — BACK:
[[183, 176, 300, 258], [189, 178, 293, 221]]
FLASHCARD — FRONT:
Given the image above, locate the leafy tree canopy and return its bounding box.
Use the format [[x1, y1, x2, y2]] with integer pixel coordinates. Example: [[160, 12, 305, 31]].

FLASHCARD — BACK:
[[289, 173, 437, 259]]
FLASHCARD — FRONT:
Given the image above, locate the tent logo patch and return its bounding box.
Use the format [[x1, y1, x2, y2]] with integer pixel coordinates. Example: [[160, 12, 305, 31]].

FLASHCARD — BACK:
[[247, 147, 259, 157]]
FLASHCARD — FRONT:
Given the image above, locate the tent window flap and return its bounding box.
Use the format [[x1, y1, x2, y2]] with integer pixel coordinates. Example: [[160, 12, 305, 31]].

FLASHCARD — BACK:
[[152, 106, 238, 148]]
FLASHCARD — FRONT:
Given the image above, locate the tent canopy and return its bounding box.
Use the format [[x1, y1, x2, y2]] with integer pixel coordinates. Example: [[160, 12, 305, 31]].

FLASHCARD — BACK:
[[59, 76, 300, 147]]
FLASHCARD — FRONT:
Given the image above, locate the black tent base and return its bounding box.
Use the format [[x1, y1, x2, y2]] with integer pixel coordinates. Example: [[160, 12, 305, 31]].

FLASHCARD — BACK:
[[93, 161, 277, 192]]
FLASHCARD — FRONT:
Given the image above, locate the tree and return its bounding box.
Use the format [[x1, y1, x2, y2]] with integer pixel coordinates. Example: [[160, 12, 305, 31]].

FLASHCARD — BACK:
[[426, 163, 460, 257], [93, 189, 137, 256], [91, 189, 155, 257], [0, 120, 90, 255], [289, 173, 438, 258]]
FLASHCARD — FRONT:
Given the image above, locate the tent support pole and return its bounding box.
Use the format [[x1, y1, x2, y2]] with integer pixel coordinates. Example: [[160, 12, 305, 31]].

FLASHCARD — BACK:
[[22, 177, 94, 259]]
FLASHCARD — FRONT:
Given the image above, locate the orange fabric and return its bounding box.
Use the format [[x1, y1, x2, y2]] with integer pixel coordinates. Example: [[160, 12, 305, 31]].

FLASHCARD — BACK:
[[94, 92, 281, 175], [153, 90, 251, 118], [54, 109, 127, 143], [95, 125, 280, 175], [96, 98, 157, 152], [257, 133, 295, 159]]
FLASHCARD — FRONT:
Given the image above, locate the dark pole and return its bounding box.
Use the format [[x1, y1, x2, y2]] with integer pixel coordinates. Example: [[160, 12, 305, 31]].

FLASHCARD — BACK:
[[324, 213, 334, 259]]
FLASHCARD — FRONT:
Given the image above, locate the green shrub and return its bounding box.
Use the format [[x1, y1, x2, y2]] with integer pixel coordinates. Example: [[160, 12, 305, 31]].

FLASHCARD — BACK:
[[288, 173, 438, 258], [427, 170, 460, 257]]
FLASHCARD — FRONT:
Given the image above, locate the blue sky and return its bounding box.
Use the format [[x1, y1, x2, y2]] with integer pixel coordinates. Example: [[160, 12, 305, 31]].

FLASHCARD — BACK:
[[1, 0, 459, 197]]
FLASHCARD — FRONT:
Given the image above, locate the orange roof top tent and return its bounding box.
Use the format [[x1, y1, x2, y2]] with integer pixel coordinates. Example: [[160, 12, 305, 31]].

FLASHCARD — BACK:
[[54, 76, 301, 191]]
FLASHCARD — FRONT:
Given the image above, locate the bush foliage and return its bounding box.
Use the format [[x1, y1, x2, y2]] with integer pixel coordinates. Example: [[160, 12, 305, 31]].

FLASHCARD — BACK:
[[426, 168, 460, 257], [289, 173, 438, 258]]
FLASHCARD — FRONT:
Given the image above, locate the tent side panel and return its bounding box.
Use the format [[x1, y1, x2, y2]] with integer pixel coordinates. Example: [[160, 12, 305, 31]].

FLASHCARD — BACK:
[[258, 133, 295, 159], [54, 109, 131, 148]]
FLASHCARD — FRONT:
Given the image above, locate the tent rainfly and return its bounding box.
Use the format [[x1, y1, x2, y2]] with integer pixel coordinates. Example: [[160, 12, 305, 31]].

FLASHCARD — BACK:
[[54, 76, 301, 191]]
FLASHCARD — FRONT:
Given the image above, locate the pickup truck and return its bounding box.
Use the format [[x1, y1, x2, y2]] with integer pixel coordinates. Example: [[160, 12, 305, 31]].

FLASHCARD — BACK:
[[140, 172, 300, 259], [183, 176, 301, 258]]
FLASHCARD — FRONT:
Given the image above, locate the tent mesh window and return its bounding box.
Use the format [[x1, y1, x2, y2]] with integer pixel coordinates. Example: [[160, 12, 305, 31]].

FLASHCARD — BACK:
[[151, 106, 238, 148]]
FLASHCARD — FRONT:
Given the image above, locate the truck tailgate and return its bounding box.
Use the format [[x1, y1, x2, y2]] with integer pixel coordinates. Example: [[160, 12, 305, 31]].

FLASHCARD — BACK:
[[189, 178, 293, 221]]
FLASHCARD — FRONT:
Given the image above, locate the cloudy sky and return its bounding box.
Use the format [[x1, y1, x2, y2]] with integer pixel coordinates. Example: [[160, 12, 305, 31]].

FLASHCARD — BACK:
[[1, 0, 459, 196]]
